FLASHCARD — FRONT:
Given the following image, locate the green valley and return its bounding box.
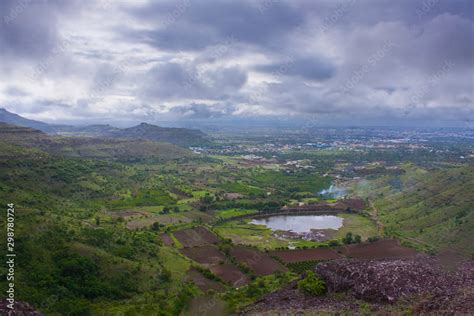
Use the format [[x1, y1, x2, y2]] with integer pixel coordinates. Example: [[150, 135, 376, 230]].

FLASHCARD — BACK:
[[0, 120, 472, 315]]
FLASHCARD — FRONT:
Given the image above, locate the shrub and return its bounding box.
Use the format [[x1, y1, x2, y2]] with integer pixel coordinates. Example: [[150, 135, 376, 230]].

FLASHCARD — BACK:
[[342, 232, 353, 244], [298, 271, 326, 296], [151, 222, 161, 231], [287, 261, 318, 274], [367, 236, 379, 243], [159, 268, 171, 282]]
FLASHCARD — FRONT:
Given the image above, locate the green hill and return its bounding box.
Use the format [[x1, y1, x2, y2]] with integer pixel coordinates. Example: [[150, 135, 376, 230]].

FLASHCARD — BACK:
[[360, 164, 474, 256], [0, 123, 192, 160]]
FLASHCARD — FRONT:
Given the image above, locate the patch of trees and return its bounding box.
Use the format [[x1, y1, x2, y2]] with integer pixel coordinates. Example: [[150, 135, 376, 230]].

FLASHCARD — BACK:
[[298, 271, 326, 296], [342, 232, 362, 244]]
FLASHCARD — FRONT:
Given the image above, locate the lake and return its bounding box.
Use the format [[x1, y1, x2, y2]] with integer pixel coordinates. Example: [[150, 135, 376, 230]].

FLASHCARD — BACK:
[[250, 215, 344, 233]]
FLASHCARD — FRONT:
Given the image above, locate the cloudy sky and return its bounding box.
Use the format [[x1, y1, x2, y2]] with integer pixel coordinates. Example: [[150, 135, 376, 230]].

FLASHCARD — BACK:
[[0, 0, 473, 127]]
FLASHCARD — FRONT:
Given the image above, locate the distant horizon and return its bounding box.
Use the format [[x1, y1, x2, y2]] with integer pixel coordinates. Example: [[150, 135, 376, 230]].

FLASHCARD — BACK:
[[1, 107, 472, 130]]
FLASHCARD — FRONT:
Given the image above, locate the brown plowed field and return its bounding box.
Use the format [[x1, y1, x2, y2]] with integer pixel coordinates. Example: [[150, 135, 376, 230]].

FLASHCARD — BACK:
[[340, 239, 417, 259], [160, 233, 174, 246], [180, 245, 227, 265], [269, 240, 417, 264], [340, 198, 366, 210], [231, 246, 287, 275], [186, 268, 225, 292], [173, 226, 220, 247], [271, 248, 343, 263], [210, 263, 249, 287]]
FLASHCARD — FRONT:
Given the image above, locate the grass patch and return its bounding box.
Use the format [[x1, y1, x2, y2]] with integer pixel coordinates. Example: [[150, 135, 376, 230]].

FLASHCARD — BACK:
[[214, 208, 258, 220], [160, 246, 190, 280], [336, 213, 379, 241], [214, 220, 320, 250]]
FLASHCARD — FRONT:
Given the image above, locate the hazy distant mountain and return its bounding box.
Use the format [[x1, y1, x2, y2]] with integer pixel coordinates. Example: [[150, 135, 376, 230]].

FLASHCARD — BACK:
[[110, 122, 209, 147], [64, 124, 121, 136], [0, 109, 210, 147], [0, 108, 67, 132], [0, 123, 192, 160]]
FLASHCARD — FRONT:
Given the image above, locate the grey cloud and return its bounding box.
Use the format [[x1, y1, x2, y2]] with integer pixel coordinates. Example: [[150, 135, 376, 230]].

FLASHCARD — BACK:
[[170, 103, 235, 119], [143, 62, 199, 99], [142, 62, 247, 101], [0, 0, 472, 126], [128, 0, 302, 51], [299, 0, 473, 27], [410, 14, 474, 69], [0, 0, 85, 60], [207, 67, 247, 90], [128, 22, 220, 52], [0, 0, 58, 59], [256, 56, 336, 81], [3, 86, 29, 97]]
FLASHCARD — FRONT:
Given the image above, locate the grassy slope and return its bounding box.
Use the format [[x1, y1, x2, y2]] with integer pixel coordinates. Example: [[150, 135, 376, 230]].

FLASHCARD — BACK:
[[360, 164, 474, 256]]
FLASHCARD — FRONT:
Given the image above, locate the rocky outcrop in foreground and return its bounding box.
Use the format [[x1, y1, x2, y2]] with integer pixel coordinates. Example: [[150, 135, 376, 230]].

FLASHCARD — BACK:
[[316, 257, 474, 313], [243, 257, 474, 315]]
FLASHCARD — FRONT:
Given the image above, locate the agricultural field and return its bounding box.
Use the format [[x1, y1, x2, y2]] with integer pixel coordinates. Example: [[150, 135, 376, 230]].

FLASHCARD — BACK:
[[230, 246, 286, 276], [271, 248, 343, 264], [180, 245, 227, 265], [185, 268, 225, 292], [0, 121, 472, 315], [173, 227, 221, 248], [339, 239, 418, 260]]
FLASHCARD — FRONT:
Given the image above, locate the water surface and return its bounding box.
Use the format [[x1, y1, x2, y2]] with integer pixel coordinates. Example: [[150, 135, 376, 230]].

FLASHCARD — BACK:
[[250, 215, 343, 233]]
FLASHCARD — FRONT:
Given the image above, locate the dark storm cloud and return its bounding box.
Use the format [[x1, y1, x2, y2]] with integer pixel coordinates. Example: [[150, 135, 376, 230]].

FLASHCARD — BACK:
[[406, 14, 474, 69], [0, 0, 58, 59], [128, 0, 302, 51], [299, 0, 473, 27], [0, 0, 84, 60]]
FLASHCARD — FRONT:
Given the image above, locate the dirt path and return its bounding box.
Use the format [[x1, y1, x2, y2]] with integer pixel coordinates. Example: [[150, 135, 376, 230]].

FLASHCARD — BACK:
[[368, 199, 384, 235]]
